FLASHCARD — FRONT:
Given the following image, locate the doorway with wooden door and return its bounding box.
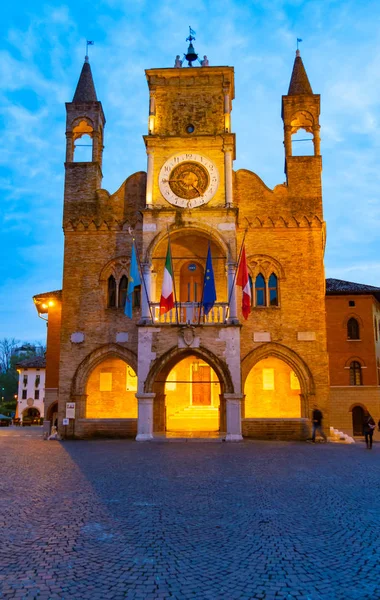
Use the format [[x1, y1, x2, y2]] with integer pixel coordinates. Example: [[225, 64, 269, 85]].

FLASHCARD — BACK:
[[192, 363, 211, 406], [180, 261, 204, 322]]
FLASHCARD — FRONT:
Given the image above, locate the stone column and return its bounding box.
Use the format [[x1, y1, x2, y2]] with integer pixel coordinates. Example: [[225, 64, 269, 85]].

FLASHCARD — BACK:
[[284, 125, 292, 157], [227, 262, 238, 324], [146, 148, 154, 208], [141, 262, 152, 324], [313, 126, 321, 156], [136, 393, 155, 441], [66, 133, 74, 162], [149, 91, 156, 134], [225, 393, 243, 441], [223, 87, 231, 133], [224, 145, 233, 207]]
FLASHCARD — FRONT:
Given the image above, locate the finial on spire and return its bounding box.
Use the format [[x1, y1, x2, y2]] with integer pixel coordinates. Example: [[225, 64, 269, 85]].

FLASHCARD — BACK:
[[296, 38, 302, 51], [185, 26, 198, 67], [85, 40, 94, 61]]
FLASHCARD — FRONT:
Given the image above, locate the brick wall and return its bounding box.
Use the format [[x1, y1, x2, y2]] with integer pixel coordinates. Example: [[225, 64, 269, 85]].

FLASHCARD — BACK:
[[242, 418, 310, 440], [74, 418, 137, 439], [330, 386, 380, 439]]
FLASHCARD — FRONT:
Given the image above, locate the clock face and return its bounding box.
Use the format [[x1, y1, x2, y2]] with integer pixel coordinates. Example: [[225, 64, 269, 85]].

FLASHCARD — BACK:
[[159, 153, 219, 208]]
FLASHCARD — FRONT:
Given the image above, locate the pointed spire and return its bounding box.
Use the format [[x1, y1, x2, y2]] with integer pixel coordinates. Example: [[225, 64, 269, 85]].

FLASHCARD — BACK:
[[72, 57, 98, 103], [288, 50, 313, 95]]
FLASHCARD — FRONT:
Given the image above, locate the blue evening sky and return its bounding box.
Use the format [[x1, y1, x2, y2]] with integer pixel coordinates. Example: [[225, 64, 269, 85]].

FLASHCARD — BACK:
[[1, 0, 380, 343]]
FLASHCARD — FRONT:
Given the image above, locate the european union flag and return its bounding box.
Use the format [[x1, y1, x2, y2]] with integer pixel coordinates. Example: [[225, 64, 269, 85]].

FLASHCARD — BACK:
[[125, 243, 141, 319], [202, 244, 216, 315]]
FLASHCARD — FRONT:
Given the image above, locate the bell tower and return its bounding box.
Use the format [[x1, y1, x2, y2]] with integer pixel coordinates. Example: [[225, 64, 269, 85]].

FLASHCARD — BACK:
[[64, 56, 106, 221], [282, 50, 322, 213]]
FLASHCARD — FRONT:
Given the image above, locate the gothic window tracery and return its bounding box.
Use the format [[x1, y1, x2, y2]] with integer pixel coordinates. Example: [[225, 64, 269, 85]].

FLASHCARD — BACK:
[[255, 274, 266, 306], [107, 276, 117, 308], [248, 256, 282, 308]]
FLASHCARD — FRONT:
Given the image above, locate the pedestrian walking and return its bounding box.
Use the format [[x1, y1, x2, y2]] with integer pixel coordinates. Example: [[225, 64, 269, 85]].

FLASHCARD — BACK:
[[363, 412, 376, 449], [308, 406, 327, 443]]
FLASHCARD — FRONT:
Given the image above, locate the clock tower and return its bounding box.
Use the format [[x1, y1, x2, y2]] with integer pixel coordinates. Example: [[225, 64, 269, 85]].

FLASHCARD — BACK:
[[144, 64, 235, 210]]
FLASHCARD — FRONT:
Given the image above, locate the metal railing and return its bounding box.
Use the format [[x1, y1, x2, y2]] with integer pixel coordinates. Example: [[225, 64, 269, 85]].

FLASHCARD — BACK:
[[151, 302, 229, 325]]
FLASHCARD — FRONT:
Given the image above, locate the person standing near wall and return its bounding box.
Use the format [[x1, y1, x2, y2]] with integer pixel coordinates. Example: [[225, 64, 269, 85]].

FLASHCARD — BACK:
[[363, 412, 376, 449]]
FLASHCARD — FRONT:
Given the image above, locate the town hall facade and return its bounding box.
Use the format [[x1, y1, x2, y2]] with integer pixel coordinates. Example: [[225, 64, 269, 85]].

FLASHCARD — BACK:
[[34, 45, 331, 440]]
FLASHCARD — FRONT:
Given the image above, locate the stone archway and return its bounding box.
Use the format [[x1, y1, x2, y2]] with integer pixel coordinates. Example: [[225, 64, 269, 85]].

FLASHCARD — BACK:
[[142, 345, 235, 437], [242, 342, 315, 412], [241, 343, 315, 440], [70, 344, 138, 419]]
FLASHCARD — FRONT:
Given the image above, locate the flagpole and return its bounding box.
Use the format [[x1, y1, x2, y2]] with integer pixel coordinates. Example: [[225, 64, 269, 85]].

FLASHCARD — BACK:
[[197, 242, 209, 326], [167, 227, 180, 325], [128, 230, 154, 324], [225, 228, 248, 323]]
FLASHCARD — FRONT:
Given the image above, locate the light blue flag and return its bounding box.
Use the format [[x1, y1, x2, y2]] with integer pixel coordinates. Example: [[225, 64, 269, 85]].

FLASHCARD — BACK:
[[125, 243, 141, 318]]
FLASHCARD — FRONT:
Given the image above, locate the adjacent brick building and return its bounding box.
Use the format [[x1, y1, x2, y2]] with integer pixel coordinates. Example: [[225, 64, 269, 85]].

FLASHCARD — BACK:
[[33, 44, 331, 440], [326, 278, 380, 438]]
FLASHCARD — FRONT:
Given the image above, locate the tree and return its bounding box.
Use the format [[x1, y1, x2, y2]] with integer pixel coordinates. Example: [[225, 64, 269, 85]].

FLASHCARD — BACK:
[[0, 338, 20, 373]]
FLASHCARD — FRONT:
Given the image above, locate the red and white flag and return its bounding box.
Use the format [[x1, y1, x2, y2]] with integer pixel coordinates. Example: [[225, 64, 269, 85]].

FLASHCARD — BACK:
[[159, 243, 175, 314], [236, 244, 251, 319]]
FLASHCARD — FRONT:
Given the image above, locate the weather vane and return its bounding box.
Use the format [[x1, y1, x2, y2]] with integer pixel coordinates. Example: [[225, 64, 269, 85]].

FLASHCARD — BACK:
[[296, 38, 303, 50], [85, 40, 95, 61]]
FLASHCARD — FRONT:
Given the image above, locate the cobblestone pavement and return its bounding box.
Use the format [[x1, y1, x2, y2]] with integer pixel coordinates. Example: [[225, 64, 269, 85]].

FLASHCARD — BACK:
[[1, 428, 380, 600]]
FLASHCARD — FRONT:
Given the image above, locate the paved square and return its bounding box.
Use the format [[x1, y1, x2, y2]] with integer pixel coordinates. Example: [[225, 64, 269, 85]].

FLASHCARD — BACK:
[[1, 429, 379, 600]]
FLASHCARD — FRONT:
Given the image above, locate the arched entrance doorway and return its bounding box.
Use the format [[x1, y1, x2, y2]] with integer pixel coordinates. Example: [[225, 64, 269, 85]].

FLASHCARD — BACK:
[[85, 357, 138, 418], [244, 357, 302, 417], [352, 405, 364, 436], [46, 402, 58, 428], [144, 347, 235, 438], [22, 408, 41, 425], [165, 355, 220, 432]]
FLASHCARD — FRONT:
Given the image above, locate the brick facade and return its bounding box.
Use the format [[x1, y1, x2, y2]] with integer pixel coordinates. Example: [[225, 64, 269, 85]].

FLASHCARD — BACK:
[[35, 51, 332, 441]]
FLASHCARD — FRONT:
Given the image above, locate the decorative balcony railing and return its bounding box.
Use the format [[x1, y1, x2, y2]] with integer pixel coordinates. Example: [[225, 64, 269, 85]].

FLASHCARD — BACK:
[[150, 302, 229, 325]]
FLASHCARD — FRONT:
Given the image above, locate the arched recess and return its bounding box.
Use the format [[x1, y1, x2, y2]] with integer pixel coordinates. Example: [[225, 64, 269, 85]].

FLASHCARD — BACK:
[[242, 342, 315, 417], [71, 343, 138, 397], [144, 345, 234, 433], [148, 225, 230, 309], [145, 223, 231, 264]]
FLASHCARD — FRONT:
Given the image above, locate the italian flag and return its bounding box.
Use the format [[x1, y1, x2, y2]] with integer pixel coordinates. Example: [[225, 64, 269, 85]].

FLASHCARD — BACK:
[[160, 243, 175, 314], [236, 244, 251, 320]]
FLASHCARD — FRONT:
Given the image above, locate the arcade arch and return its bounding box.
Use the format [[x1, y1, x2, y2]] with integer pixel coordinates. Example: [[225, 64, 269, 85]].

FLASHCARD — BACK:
[[242, 343, 314, 418], [145, 346, 234, 434]]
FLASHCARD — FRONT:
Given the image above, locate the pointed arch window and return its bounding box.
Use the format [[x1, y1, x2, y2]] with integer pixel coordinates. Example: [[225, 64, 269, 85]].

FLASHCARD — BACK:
[[118, 275, 128, 309], [268, 273, 278, 306], [349, 361, 362, 386], [347, 318, 360, 340], [107, 275, 117, 308], [255, 274, 266, 307]]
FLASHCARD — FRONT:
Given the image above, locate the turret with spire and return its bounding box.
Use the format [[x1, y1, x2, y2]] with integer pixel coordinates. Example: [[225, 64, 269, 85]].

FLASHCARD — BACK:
[[281, 48, 321, 206], [63, 56, 106, 221]]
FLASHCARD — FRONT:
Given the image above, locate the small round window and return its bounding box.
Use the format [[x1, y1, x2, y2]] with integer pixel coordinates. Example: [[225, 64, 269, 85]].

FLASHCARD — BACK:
[[186, 124, 195, 134]]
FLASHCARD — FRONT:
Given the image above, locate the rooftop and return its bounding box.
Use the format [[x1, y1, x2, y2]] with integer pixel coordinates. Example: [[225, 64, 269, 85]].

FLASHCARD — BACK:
[[16, 356, 46, 369], [326, 278, 380, 301]]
